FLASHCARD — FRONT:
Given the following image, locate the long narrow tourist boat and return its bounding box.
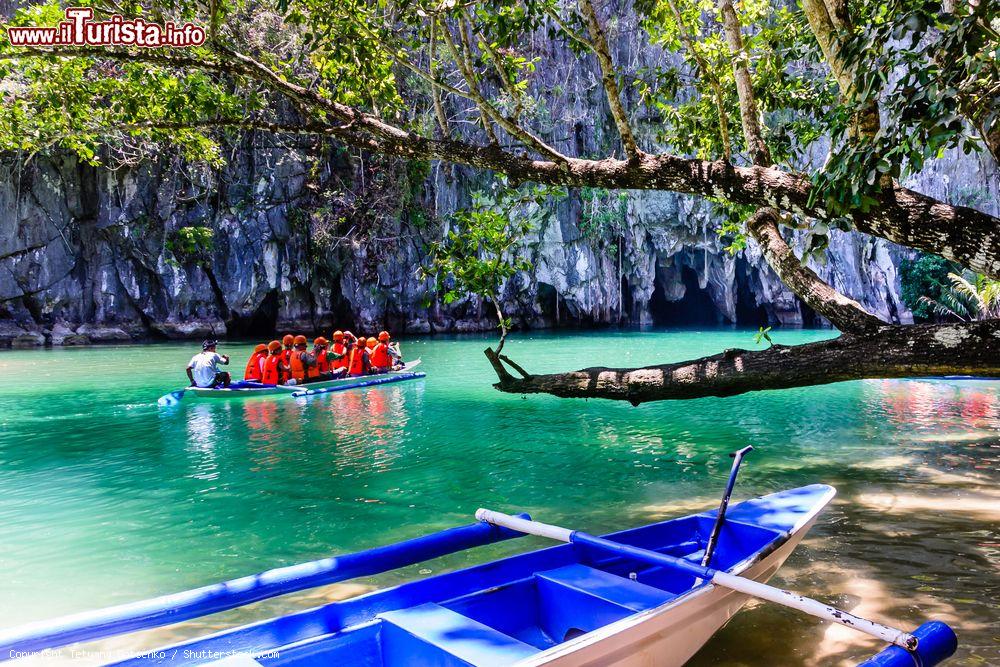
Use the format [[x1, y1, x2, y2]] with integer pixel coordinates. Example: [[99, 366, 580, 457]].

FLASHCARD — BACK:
[[0, 450, 957, 666], [159, 360, 423, 405]]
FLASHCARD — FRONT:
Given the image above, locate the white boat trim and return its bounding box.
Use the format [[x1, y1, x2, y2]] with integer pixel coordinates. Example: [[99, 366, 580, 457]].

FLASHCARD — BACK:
[[515, 485, 836, 666]]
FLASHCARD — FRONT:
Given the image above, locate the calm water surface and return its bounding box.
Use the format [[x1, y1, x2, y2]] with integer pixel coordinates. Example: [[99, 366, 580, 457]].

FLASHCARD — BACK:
[[0, 329, 997, 666]]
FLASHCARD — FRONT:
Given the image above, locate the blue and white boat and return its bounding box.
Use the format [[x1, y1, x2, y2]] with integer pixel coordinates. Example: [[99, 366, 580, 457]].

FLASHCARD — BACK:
[[0, 451, 956, 667]]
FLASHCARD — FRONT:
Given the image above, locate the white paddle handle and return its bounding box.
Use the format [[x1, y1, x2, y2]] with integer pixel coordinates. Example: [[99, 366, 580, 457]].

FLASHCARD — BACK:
[[712, 571, 915, 648], [475, 509, 573, 542], [476, 508, 917, 651]]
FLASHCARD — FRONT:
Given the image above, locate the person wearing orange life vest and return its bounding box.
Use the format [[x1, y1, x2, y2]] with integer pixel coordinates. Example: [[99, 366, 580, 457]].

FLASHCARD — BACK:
[[369, 331, 402, 373], [347, 336, 371, 377], [243, 344, 268, 381], [288, 335, 312, 384], [329, 330, 349, 371], [305, 337, 341, 381], [261, 340, 291, 385], [281, 334, 295, 366]]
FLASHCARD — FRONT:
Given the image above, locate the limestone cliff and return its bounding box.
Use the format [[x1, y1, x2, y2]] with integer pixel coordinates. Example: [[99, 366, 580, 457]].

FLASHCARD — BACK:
[[1, 14, 998, 346]]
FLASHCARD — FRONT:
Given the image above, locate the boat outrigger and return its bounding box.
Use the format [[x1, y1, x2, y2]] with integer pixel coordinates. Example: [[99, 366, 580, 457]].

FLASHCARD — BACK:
[[157, 360, 423, 406], [0, 449, 957, 666]]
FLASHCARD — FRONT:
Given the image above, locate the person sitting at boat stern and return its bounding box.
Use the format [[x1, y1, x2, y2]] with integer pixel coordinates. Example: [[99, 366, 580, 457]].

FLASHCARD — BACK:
[[261, 340, 291, 386], [243, 344, 268, 382], [187, 340, 231, 388], [369, 331, 395, 373]]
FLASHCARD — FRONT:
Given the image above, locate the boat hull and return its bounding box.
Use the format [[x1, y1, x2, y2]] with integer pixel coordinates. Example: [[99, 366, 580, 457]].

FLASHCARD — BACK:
[[187, 360, 422, 400], [520, 514, 816, 666]]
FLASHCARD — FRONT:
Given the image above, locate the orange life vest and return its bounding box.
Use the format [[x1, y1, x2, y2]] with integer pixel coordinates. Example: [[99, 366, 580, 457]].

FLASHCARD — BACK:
[[290, 351, 306, 382], [306, 349, 328, 379], [370, 343, 390, 369], [331, 342, 348, 369], [316, 349, 331, 374], [283, 348, 293, 365], [348, 346, 366, 376], [244, 352, 265, 381], [261, 354, 282, 385]]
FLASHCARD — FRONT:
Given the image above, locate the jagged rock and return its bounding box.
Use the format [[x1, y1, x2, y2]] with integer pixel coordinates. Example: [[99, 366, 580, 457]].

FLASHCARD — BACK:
[[49, 322, 77, 346], [62, 335, 92, 346], [12, 332, 44, 348], [405, 318, 432, 334], [75, 324, 132, 342], [153, 319, 225, 339], [0, 320, 30, 347]]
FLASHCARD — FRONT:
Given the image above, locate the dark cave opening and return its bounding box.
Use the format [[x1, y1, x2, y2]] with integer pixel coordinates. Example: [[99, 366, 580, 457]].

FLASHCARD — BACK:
[[537, 282, 558, 321], [227, 290, 279, 337], [649, 266, 723, 326], [734, 259, 770, 328]]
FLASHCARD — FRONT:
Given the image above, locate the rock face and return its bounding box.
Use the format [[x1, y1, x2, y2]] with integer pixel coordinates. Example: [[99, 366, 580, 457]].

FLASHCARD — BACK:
[[1, 26, 997, 346]]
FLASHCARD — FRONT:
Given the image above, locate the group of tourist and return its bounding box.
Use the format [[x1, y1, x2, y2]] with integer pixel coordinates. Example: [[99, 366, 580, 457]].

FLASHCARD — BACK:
[[186, 331, 403, 388]]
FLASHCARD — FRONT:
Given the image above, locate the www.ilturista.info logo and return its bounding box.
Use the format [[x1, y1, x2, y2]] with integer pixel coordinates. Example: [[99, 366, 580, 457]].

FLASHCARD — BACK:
[[6, 7, 206, 47]]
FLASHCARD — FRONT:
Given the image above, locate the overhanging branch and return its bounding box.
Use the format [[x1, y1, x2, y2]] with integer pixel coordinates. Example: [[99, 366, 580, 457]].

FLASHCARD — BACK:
[[486, 321, 1000, 404]]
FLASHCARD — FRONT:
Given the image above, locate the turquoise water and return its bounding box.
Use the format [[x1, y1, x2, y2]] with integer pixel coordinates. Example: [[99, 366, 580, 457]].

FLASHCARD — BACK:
[[0, 329, 997, 665]]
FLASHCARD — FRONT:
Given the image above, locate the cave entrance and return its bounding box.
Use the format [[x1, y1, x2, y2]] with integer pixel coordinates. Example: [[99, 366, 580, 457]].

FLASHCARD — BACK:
[[537, 282, 558, 322], [734, 259, 770, 328], [227, 290, 279, 338], [649, 266, 723, 326]]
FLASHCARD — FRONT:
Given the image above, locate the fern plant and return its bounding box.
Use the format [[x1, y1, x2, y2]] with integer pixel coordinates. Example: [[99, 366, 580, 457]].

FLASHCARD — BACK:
[[919, 272, 1000, 321]]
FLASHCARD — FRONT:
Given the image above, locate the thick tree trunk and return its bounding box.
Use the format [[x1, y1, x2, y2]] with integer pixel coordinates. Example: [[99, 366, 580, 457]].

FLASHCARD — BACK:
[[747, 209, 884, 332], [484, 320, 1000, 405]]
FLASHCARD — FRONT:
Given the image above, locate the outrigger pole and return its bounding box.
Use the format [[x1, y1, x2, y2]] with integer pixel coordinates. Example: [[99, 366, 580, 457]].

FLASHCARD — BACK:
[[475, 508, 957, 666]]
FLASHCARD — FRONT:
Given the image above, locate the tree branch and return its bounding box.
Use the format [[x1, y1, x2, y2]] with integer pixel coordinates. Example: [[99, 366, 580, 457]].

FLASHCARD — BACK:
[[747, 209, 884, 332], [577, 0, 641, 159], [716, 0, 880, 332], [488, 321, 1000, 404], [663, 0, 731, 161]]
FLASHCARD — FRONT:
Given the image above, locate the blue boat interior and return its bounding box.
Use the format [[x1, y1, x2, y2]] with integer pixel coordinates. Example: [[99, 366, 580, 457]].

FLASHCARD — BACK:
[[113, 485, 832, 667]]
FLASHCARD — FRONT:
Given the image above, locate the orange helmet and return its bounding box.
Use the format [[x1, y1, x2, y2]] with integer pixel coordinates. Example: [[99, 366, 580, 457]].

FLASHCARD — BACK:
[[366, 338, 377, 349], [254, 343, 267, 353], [356, 336, 366, 347], [282, 334, 294, 346], [378, 331, 390, 342], [267, 340, 282, 352], [314, 336, 328, 347], [293, 334, 308, 346], [333, 330, 344, 340]]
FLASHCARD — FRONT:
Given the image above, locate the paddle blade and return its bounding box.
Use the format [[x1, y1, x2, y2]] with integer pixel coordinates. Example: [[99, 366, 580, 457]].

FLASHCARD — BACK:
[[157, 390, 186, 407]]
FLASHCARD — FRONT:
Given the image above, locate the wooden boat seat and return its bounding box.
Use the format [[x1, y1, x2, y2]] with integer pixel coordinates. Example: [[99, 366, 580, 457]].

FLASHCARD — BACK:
[[379, 602, 540, 666]]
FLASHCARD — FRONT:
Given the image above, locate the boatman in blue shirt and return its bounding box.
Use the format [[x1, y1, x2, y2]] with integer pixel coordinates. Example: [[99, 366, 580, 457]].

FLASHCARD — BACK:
[[187, 339, 231, 388]]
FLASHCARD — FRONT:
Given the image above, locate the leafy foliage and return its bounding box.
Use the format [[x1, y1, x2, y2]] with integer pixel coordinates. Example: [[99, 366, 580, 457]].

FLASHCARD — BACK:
[[422, 178, 561, 340], [810, 0, 998, 215], [899, 253, 954, 320], [754, 325, 773, 347], [166, 225, 214, 263], [919, 271, 1000, 321]]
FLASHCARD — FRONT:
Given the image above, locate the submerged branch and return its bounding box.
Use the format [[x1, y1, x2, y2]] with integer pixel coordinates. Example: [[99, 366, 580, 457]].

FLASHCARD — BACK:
[[485, 321, 1000, 405]]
